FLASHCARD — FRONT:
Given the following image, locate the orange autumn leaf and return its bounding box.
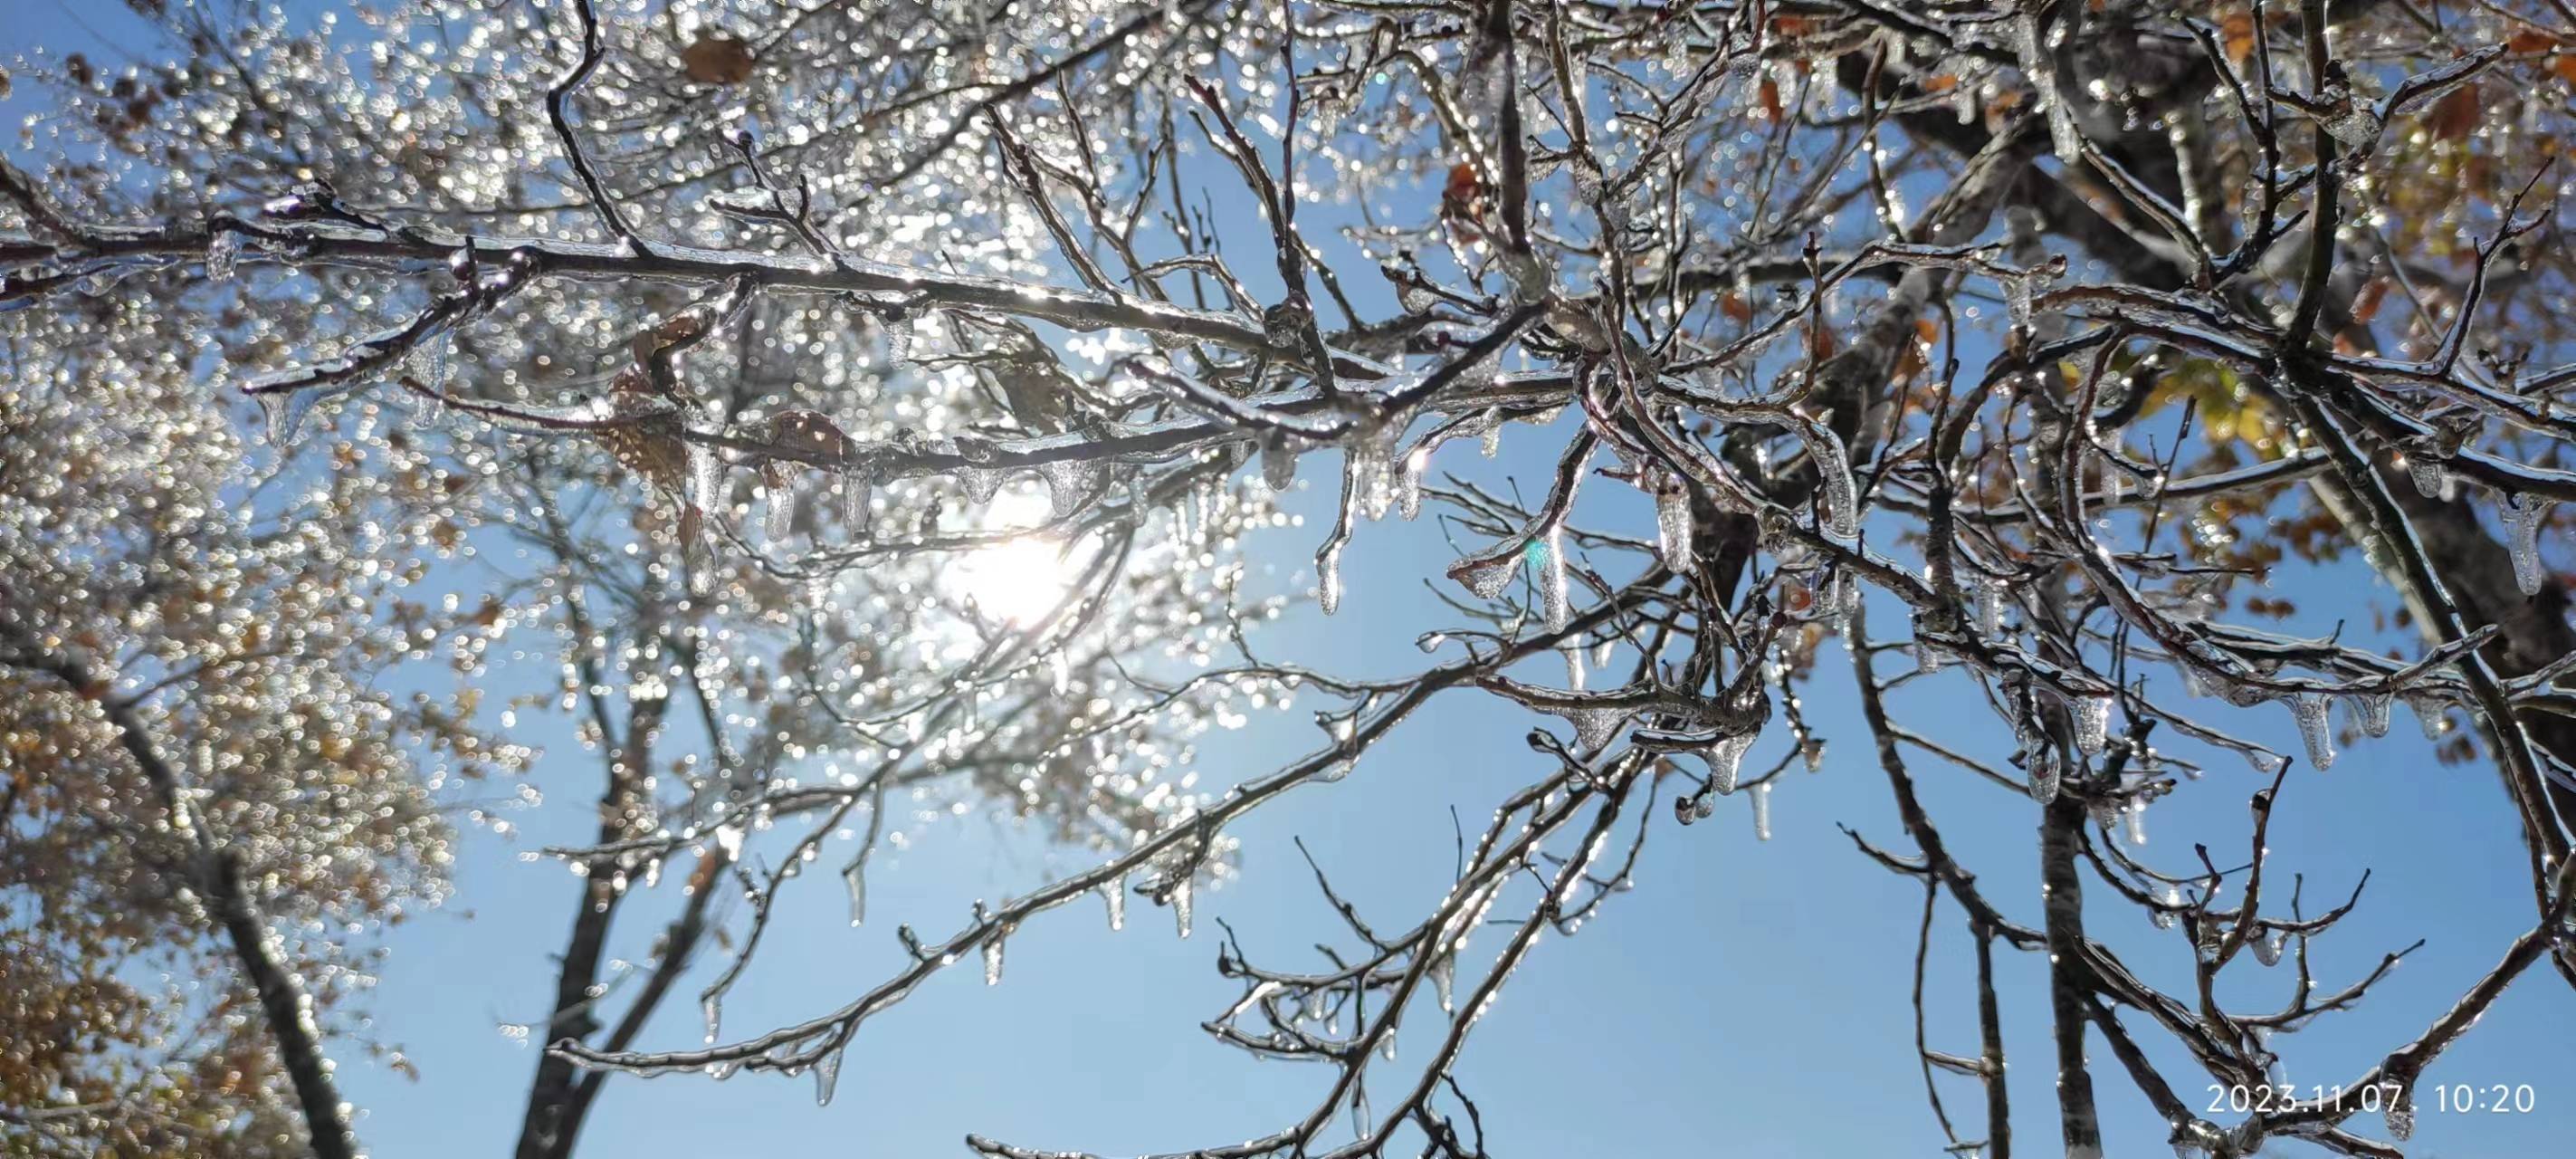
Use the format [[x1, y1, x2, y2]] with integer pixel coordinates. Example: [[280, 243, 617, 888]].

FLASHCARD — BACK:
[[2351, 277, 2389, 324], [1914, 317, 1941, 345], [1922, 73, 1959, 94], [682, 34, 756, 86], [2427, 82, 2483, 140], [2552, 54, 2576, 86], [2509, 30, 2560, 55], [1759, 78, 1783, 124], [1720, 291, 1752, 322], [2219, 12, 2256, 68]]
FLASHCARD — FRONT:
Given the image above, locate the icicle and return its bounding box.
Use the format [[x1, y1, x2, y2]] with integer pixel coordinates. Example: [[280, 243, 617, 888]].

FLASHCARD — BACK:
[[1708, 733, 1754, 796], [2013, 9, 2084, 163], [842, 858, 867, 926], [1398, 446, 1428, 520], [1796, 420, 1858, 541], [1172, 876, 1194, 939], [1655, 480, 1694, 573], [837, 471, 872, 532], [2153, 885, 2180, 930], [1317, 540, 1345, 617], [2350, 692, 2392, 740], [1348, 440, 1393, 522], [983, 930, 1007, 985], [2245, 748, 2289, 776], [1431, 954, 1455, 1013], [2503, 493, 2552, 596], [1536, 526, 1570, 631], [701, 995, 723, 1044], [1751, 781, 1773, 841], [1563, 642, 1587, 691], [1802, 739, 1826, 773], [1913, 636, 1948, 675], [253, 384, 347, 447], [2289, 693, 2335, 771], [1593, 637, 1616, 668], [1102, 877, 1126, 931], [2073, 694, 2113, 755], [764, 483, 796, 542], [1039, 458, 1107, 520], [1480, 419, 1503, 458], [205, 229, 242, 281], [1972, 575, 2007, 637], [813, 1047, 844, 1106], [2123, 800, 2148, 846]]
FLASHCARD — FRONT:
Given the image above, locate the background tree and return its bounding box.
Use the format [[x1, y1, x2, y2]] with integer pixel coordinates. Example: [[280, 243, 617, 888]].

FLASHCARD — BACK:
[[7, 1, 2576, 1157]]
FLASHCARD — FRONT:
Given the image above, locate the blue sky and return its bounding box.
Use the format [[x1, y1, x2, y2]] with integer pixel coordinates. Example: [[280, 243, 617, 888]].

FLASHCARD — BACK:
[[10, 3, 2573, 1155]]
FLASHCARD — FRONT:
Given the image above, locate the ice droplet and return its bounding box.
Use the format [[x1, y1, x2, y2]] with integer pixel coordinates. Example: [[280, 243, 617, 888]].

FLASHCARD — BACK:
[[1655, 478, 1694, 573], [2245, 748, 2290, 776], [2073, 694, 2113, 755], [2030, 747, 2061, 804], [1039, 458, 1107, 520], [2152, 886, 2180, 930], [701, 995, 723, 1044], [1172, 876, 1194, 939], [1536, 527, 1571, 631], [1751, 781, 1773, 841], [2408, 456, 2453, 501], [1431, 954, 1455, 1013], [2252, 927, 2285, 967], [2409, 694, 2453, 740], [1550, 705, 1633, 754], [2289, 693, 2335, 771], [983, 930, 1007, 985], [1262, 435, 1298, 490], [253, 384, 341, 447], [813, 1047, 844, 1106], [1102, 877, 1126, 932], [2350, 692, 2392, 740], [959, 466, 1005, 503], [2386, 1094, 2415, 1142], [2503, 493, 2552, 596]]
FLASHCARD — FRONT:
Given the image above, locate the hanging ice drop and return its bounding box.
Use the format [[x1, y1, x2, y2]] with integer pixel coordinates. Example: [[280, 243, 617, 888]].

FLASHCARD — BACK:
[[1751, 781, 1773, 841], [1102, 877, 1126, 932], [2289, 693, 2335, 771], [1172, 875, 1194, 939], [2502, 493, 2552, 596], [2073, 694, 2113, 755]]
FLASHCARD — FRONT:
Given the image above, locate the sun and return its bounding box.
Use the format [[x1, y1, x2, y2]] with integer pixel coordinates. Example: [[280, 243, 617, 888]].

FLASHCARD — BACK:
[[946, 487, 1078, 626]]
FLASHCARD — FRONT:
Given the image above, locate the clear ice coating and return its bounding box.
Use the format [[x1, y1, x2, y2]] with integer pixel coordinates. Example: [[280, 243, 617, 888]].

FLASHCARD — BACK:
[[1799, 421, 1859, 541], [2073, 694, 2113, 755], [1751, 781, 1773, 841], [2030, 746, 2061, 804], [764, 482, 796, 542], [2502, 493, 2552, 596], [1655, 478, 1694, 573], [1972, 574, 2006, 638], [2350, 692, 2393, 740], [1431, 953, 1455, 1013], [837, 470, 872, 532], [813, 1046, 844, 1106], [1102, 877, 1126, 932], [701, 995, 722, 1045], [2289, 693, 2335, 771]]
